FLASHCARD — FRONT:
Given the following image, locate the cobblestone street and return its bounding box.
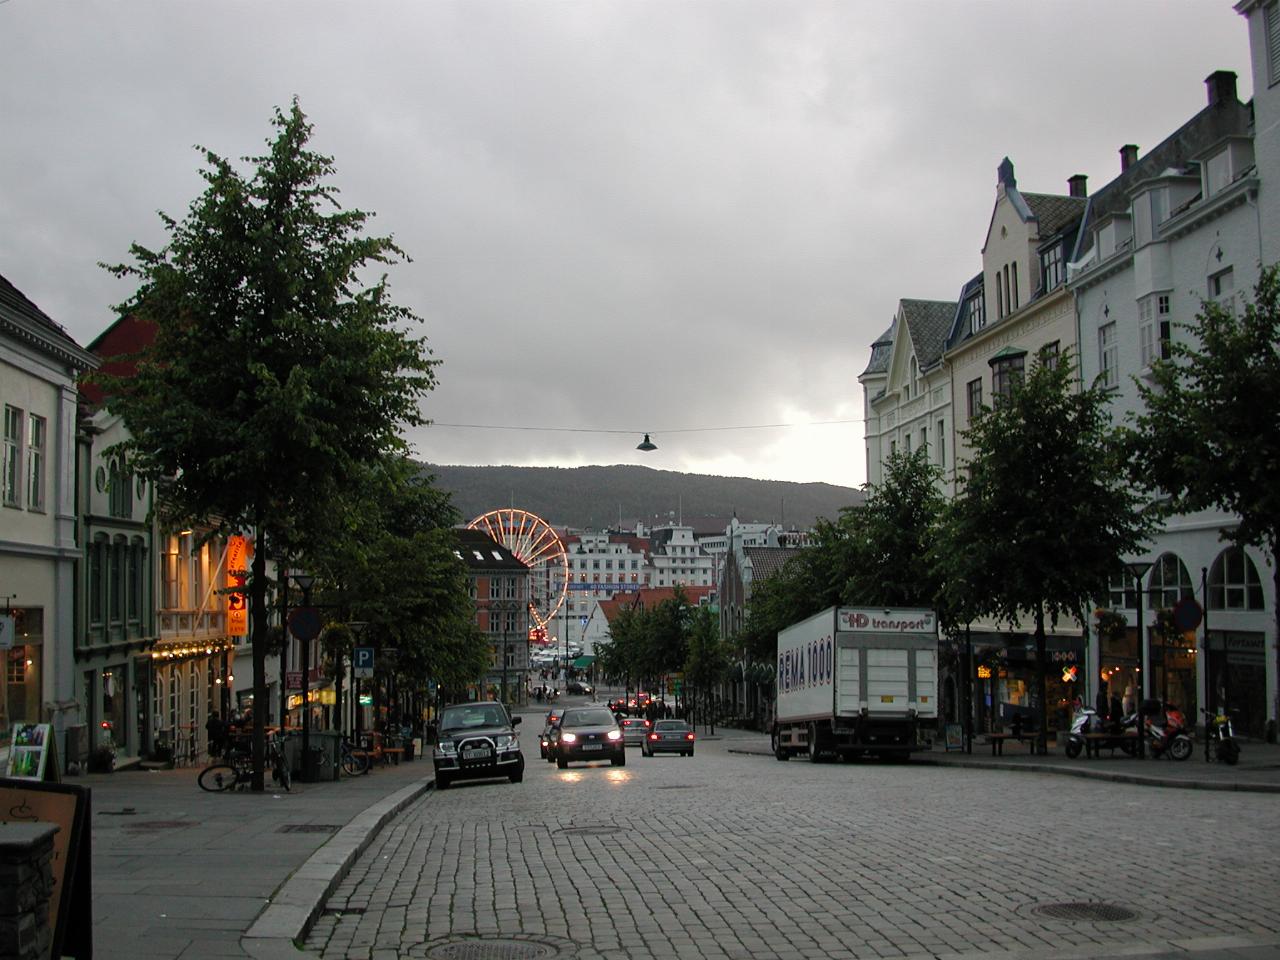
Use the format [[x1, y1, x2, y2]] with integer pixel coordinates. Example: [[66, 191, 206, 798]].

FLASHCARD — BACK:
[[302, 722, 1280, 960]]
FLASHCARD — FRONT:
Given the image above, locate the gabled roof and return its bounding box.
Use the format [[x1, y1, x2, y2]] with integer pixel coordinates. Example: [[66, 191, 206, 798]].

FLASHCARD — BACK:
[[900, 299, 957, 371], [859, 322, 895, 378], [0, 272, 97, 372], [597, 585, 717, 625]]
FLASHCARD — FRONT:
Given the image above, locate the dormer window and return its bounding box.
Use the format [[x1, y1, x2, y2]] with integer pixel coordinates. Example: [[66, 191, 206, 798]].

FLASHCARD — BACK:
[[1039, 244, 1063, 293], [967, 290, 986, 333]]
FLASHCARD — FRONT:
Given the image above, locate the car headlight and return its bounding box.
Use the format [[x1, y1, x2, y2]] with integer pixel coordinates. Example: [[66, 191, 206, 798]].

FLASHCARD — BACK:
[[436, 741, 458, 756], [606, 730, 622, 741], [494, 735, 517, 750], [560, 732, 578, 744]]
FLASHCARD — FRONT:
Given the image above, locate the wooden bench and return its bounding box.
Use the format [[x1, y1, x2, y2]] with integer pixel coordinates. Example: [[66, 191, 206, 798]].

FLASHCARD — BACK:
[[1081, 732, 1139, 758], [984, 732, 1038, 755], [381, 746, 405, 766]]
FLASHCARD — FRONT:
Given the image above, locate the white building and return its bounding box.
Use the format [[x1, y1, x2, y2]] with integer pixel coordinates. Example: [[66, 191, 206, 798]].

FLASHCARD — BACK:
[[647, 524, 714, 589], [0, 273, 98, 762], [1070, 70, 1273, 737]]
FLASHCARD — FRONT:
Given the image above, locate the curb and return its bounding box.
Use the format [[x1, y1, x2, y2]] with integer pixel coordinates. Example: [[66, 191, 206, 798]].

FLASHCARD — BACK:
[[240, 776, 434, 958], [727, 747, 1280, 793]]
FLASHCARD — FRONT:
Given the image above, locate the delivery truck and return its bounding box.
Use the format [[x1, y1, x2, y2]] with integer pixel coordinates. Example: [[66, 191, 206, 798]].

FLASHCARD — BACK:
[[771, 606, 938, 761]]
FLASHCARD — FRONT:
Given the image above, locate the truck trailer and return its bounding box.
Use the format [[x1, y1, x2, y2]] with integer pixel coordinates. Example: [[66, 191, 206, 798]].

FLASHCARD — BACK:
[[771, 606, 938, 761]]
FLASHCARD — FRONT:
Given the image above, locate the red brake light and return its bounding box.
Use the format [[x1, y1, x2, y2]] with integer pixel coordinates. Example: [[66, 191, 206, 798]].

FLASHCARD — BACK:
[[644, 720, 651, 727], [685, 732, 695, 740], [648, 733, 659, 741]]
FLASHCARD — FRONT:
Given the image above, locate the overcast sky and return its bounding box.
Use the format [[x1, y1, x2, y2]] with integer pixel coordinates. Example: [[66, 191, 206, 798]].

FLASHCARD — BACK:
[[0, 2, 1252, 488]]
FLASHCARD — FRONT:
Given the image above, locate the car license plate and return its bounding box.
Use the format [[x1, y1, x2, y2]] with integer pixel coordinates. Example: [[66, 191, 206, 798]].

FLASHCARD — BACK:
[[462, 748, 492, 760], [582, 743, 603, 751]]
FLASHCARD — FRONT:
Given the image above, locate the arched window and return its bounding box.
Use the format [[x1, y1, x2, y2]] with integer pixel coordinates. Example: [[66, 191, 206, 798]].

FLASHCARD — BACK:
[[1209, 547, 1264, 610], [1147, 552, 1193, 610]]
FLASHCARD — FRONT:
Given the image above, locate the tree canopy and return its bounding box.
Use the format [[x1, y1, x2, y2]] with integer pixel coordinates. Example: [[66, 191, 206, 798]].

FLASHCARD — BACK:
[[101, 101, 440, 788], [945, 351, 1152, 749]]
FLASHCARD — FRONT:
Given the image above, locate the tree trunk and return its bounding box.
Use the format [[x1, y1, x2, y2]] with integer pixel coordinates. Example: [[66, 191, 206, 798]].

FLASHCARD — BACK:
[[250, 528, 269, 791], [1035, 602, 1048, 756]]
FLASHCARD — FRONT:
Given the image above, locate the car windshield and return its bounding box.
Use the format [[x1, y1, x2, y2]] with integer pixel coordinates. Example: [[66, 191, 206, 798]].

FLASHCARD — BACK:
[[562, 708, 616, 727], [654, 721, 688, 731], [439, 705, 507, 731]]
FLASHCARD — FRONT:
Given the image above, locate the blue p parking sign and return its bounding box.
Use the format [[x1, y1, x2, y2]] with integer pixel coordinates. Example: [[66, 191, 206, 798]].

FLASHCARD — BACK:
[[354, 646, 375, 678]]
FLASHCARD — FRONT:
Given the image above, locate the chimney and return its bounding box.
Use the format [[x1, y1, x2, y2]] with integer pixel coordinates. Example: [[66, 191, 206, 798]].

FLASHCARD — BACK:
[[1120, 144, 1139, 172], [1205, 70, 1238, 107], [1067, 174, 1088, 198]]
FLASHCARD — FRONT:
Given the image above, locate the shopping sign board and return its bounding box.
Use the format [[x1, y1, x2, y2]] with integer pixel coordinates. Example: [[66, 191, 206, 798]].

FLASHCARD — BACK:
[[226, 535, 250, 637], [353, 646, 375, 679], [0, 615, 13, 650]]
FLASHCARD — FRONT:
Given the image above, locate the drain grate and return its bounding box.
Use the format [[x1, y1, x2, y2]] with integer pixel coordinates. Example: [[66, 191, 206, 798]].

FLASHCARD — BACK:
[[1033, 902, 1137, 923], [278, 823, 341, 834], [422, 938, 558, 960], [556, 825, 618, 836]]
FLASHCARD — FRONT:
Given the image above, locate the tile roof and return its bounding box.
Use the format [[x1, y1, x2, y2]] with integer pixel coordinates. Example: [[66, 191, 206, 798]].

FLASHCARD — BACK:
[[900, 299, 957, 371], [743, 546, 799, 582], [1021, 193, 1087, 238]]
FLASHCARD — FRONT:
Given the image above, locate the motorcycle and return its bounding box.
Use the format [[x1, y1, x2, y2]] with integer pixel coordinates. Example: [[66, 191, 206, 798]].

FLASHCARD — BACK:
[[1064, 707, 1136, 759], [1143, 700, 1193, 761], [1201, 707, 1240, 765]]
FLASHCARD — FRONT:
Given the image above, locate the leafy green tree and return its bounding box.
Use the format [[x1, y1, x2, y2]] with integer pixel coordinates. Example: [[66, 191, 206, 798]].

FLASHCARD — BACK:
[[949, 352, 1152, 752], [684, 605, 728, 732], [1128, 265, 1280, 712], [841, 449, 945, 607], [101, 102, 437, 789]]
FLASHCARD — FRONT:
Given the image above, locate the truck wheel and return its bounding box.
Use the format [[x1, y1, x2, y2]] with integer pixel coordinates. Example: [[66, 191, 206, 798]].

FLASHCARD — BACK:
[[806, 724, 826, 763], [771, 730, 789, 761]]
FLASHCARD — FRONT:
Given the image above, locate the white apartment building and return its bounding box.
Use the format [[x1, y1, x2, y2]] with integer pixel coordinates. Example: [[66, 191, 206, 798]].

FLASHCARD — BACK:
[[1, 273, 98, 762], [648, 524, 714, 589]]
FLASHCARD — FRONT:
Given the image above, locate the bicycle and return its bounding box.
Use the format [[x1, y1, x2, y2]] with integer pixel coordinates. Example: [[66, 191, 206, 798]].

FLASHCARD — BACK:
[[198, 733, 292, 792], [339, 737, 370, 776]]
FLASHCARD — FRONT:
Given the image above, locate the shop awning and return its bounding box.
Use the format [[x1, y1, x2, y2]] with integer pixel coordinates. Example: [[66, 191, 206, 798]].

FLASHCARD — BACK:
[[572, 655, 595, 669]]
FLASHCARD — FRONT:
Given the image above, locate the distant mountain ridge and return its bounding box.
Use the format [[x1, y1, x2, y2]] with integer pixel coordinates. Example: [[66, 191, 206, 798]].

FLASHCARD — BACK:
[[420, 464, 863, 531]]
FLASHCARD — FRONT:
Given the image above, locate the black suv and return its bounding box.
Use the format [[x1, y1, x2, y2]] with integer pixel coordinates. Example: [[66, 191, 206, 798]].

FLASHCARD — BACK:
[[432, 702, 524, 789]]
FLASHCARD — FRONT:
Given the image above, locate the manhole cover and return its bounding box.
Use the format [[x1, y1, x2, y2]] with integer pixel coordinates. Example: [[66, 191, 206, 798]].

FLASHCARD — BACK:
[[278, 823, 341, 833], [125, 821, 196, 830], [1033, 902, 1137, 922], [422, 938, 558, 960], [557, 825, 618, 836]]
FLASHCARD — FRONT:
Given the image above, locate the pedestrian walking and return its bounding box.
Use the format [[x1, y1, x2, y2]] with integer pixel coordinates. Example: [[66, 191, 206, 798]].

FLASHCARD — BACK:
[[205, 711, 226, 758]]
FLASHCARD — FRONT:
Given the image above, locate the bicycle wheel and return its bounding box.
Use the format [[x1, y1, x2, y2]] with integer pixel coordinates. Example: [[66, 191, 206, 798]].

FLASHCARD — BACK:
[[340, 747, 367, 777], [198, 763, 238, 792], [274, 758, 292, 792]]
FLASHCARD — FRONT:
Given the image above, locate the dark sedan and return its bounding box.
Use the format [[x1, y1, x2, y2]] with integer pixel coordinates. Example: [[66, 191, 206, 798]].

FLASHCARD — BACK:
[[641, 719, 696, 757], [554, 706, 625, 768], [432, 702, 524, 789]]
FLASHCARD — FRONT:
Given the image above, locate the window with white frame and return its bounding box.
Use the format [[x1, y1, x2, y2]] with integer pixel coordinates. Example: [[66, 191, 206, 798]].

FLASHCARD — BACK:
[[26, 414, 45, 510], [937, 419, 946, 469], [1209, 547, 1264, 610], [3, 405, 21, 506], [991, 354, 1025, 402], [1148, 553, 1193, 609], [1039, 341, 1060, 372], [1106, 568, 1138, 610], [1098, 323, 1118, 389], [1138, 294, 1172, 368]]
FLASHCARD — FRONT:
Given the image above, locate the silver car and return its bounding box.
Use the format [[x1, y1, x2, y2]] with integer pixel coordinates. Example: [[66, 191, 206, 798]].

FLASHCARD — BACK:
[[641, 719, 696, 757], [619, 717, 650, 747]]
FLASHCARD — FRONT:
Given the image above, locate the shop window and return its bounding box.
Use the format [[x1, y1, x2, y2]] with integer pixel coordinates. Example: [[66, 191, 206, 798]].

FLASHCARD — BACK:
[[1148, 553, 1193, 610], [1209, 547, 1264, 610]]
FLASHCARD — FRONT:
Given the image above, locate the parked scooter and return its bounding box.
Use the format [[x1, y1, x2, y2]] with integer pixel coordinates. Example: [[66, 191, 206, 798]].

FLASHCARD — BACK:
[[1143, 700, 1193, 761], [1064, 707, 1136, 759], [1201, 707, 1241, 765]]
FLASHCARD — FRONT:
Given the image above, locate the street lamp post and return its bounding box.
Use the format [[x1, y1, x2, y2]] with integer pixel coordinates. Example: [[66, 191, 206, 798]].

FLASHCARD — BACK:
[[1124, 559, 1153, 759], [350, 620, 368, 748]]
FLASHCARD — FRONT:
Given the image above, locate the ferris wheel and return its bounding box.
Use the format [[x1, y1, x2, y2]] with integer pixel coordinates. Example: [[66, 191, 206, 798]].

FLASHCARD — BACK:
[[467, 508, 569, 631]]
